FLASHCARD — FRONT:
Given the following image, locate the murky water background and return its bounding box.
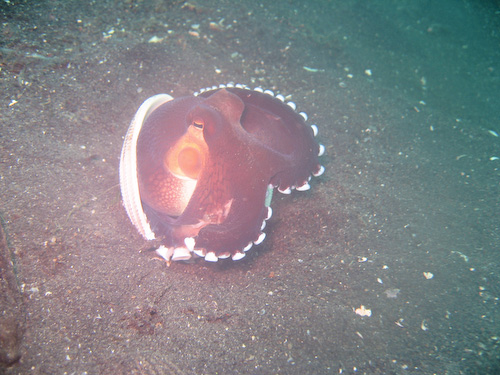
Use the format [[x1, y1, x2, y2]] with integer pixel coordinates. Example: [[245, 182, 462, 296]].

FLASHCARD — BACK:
[[1, 1, 499, 373]]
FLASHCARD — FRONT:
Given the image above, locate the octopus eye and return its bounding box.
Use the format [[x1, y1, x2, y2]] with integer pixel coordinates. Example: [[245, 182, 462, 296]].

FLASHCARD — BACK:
[[192, 117, 204, 129]]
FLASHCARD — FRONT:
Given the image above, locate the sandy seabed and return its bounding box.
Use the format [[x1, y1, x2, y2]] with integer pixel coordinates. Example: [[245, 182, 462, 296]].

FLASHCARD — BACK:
[[1, 1, 499, 374]]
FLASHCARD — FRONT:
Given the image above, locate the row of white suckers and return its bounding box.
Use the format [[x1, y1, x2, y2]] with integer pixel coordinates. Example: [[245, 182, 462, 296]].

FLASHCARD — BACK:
[[157, 82, 325, 262]]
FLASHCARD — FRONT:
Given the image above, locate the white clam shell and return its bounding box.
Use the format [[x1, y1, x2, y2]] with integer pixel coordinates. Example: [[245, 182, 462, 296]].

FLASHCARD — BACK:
[[119, 94, 173, 240]]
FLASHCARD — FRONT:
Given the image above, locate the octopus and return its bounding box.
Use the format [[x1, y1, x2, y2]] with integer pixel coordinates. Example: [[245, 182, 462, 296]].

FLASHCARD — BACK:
[[119, 83, 324, 262]]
